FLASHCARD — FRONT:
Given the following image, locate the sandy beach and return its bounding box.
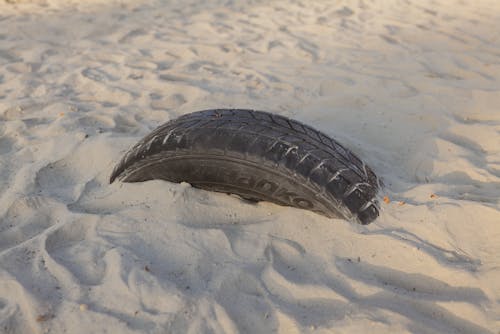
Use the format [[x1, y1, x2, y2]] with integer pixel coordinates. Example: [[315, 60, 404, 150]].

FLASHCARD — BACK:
[[1, 0, 499, 333]]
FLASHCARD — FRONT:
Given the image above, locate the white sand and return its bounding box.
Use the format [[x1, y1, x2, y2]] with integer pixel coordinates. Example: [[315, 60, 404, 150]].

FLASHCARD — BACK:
[[1, 0, 499, 332]]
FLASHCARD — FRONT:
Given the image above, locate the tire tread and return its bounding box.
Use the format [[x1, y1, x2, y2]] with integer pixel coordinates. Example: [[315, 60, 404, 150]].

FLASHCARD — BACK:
[[110, 109, 380, 224]]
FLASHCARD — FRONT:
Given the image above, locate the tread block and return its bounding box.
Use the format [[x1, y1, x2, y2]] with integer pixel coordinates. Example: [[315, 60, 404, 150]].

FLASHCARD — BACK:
[[343, 188, 366, 213], [295, 153, 319, 178], [357, 203, 379, 225], [309, 163, 330, 185], [264, 141, 292, 163], [325, 175, 350, 199]]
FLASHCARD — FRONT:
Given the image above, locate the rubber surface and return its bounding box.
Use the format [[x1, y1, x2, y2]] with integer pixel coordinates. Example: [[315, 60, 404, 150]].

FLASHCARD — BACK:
[[110, 109, 380, 224]]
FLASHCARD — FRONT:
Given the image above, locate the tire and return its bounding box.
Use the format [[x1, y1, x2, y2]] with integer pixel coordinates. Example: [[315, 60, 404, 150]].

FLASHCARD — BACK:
[[110, 109, 380, 224]]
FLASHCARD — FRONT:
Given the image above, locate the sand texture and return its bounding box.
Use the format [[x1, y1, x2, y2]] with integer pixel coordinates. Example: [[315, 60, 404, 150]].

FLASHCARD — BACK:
[[1, 0, 499, 333]]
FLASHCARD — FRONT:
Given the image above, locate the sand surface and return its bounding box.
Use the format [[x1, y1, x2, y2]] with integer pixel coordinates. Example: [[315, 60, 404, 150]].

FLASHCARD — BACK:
[[1, 0, 499, 333]]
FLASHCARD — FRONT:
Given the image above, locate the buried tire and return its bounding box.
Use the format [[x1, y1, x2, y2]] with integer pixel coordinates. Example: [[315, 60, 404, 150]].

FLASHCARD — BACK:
[[110, 109, 380, 224]]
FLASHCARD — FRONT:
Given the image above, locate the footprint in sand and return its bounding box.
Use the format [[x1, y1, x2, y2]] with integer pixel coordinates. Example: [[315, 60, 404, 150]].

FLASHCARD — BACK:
[[34, 139, 110, 203], [150, 93, 186, 111], [35, 160, 87, 202], [0, 196, 62, 253], [119, 28, 148, 44], [0, 50, 22, 65], [0, 136, 15, 155], [77, 114, 115, 131], [336, 259, 491, 334], [81, 67, 119, 82], [261, 241, 352, 328], [45, 216, 107, 286], [216, 271, 277, 333]]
